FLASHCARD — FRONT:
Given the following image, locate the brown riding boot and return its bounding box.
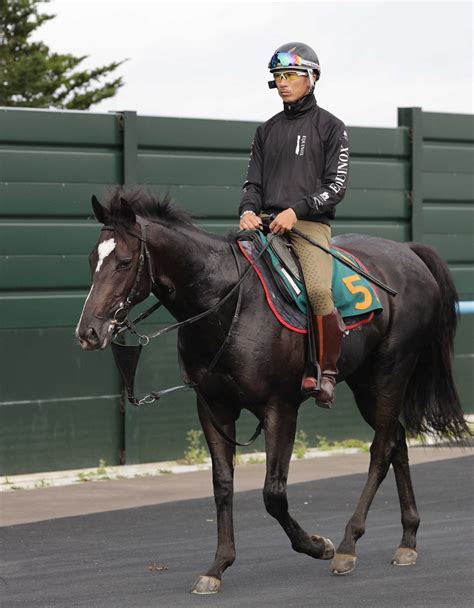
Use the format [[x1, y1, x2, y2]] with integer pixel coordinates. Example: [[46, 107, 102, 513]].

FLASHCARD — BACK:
[[301, 309, 346, 409]]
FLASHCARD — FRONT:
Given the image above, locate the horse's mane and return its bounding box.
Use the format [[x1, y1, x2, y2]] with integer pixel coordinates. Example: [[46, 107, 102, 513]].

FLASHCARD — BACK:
[[103, 186, 194, 227], [101, 185, 237, 244]]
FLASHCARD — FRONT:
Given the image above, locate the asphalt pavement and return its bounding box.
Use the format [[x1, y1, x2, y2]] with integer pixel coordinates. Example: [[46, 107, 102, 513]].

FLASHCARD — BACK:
[[1, 455, 473, 608], [1, 447, 470, 526]]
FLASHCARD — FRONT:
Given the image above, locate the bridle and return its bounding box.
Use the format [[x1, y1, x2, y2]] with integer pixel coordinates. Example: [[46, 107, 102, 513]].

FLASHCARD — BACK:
[[98, 216, 274, 446], [103, 217, 275, 347], [102, 217, 164, 341]]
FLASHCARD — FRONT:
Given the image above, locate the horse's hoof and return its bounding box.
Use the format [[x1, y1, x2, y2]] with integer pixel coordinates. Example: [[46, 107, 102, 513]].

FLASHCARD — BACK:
[[191, 575, 221, 594], [391, 547, 418, 566], [331, 553, 357, 575], [311, 534, 335, 560]]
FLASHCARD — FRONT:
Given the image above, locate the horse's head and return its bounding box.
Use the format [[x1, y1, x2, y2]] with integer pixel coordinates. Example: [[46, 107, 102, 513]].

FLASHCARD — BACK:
[[76, 195, 150, 350]]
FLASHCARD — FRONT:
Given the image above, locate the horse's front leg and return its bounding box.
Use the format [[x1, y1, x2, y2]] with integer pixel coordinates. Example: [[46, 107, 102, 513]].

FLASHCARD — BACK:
[[191, 397, 237, 595], [263, 403, 335, 560]]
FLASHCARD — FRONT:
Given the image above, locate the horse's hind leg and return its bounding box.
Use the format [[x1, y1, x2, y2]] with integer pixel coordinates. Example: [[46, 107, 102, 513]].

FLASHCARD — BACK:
[[191, 398, 237, 594], [391, 422, 420, 566], [346, 370, 420, 566], [263, 402, 335, 560], [346, 390, 420, 568], [332, 360, 415, 575]]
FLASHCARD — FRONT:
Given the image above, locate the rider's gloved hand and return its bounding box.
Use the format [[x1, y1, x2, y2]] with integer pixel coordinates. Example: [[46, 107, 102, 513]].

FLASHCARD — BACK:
[[239, 210, 263, 231], [269, 208, 297, 234]]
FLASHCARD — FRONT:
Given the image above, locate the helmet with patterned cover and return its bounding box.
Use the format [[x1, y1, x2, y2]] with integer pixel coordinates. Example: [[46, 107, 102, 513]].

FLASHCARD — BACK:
[[268, 41, 321, 80]]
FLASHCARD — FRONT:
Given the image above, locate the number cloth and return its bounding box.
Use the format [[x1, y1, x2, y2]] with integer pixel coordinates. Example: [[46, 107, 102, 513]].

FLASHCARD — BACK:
[[252, 230, 383, 320]]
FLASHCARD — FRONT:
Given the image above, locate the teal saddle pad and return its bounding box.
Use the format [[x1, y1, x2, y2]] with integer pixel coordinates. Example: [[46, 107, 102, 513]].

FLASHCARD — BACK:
[[239, 232, 382, 323]]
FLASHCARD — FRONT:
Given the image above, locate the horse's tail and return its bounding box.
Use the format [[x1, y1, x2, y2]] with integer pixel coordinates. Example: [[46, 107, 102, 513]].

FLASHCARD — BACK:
[[403, 243, 470, 441]]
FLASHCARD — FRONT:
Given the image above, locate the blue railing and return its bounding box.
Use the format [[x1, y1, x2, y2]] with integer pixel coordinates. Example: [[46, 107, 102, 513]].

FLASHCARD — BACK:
[[458, 302, 474, 315]]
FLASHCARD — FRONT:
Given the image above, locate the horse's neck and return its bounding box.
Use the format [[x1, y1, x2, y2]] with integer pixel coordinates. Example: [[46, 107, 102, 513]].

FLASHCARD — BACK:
[[149, 223, 236, 320]]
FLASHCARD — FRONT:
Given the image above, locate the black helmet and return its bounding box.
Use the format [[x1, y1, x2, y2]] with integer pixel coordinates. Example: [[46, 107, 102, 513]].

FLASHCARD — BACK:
[[268, 42, 321, 80]]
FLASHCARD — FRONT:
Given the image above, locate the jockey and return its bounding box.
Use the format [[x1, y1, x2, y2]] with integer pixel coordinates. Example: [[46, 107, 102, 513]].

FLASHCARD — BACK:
[[238, 41, 349, 409]]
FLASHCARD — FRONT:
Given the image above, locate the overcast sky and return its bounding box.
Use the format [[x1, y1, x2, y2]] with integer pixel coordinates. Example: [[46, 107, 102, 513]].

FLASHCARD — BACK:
[[38, 0, 473, 127]]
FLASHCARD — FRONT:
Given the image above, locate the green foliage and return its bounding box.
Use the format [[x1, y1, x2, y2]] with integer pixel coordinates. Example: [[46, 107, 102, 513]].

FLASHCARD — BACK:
[[245, 452, 265, 464], [314, 435, 332, 450], [336, 438, 370, 452], [315, 435, 370, 452], [180, 430, 208, 465], [234, 449, 242, 466], [34, 478, 50, 489], [76, 459, 110, 482], [97, 458, 107, 475], [0, 0, 125, 109], [293, 430, 309, 459]]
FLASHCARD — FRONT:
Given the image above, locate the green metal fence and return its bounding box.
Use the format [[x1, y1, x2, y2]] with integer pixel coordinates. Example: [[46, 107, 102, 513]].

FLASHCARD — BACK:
[[398, 108, 474, 406], [0, 106, 472, 475]]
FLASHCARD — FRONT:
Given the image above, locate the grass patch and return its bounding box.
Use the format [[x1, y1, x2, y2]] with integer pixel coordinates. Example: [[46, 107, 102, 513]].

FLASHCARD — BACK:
[[34, 479, 51, 489], [246, 453, 265, 464], [293, 430, 309, 459], [315, 435, 370, 452], [76, 459, 111, 482], [179, 430, 208, 465]]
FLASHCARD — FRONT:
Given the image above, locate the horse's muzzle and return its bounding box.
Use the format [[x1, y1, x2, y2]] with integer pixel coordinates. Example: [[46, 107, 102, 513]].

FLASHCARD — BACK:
[[76, 323, 113, 350]]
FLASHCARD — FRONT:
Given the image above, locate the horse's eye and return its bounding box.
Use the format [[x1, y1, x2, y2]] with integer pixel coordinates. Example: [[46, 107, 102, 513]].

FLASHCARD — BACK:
[[116, 258, 132, 270]]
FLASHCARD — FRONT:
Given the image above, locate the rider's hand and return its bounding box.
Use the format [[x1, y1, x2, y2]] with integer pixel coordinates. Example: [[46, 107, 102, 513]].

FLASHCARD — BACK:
[[269, 208, 297, 234], [239, 211, 263, 231]]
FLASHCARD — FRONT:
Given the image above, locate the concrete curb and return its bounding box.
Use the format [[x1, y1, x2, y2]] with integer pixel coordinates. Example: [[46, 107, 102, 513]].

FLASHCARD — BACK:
[[0, 447, 364, 492]]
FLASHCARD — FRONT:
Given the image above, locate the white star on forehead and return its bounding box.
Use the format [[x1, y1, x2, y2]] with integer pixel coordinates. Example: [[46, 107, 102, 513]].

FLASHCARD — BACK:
[[96, 238, 116, 272]]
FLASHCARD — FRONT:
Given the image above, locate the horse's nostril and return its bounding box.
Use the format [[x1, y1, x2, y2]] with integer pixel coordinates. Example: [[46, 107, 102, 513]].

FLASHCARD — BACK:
[[86, 327, 99, 343]]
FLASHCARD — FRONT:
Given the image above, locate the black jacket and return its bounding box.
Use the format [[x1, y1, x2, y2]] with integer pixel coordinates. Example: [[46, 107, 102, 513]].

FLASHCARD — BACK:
[[239, 94, 349, 224]]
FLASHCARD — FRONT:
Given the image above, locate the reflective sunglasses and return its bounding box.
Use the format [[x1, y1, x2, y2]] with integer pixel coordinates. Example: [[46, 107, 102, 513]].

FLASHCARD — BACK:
[[273, 71, 308, 83], [269, 52, 305, 70]]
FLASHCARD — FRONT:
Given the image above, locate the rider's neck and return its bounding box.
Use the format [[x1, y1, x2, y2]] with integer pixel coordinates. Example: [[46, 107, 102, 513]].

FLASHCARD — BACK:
[[283, 93, 316, 119]]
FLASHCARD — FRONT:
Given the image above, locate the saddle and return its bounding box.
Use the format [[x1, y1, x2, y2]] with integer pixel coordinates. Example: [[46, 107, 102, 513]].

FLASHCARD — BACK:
[[236, 230, 383, 334]]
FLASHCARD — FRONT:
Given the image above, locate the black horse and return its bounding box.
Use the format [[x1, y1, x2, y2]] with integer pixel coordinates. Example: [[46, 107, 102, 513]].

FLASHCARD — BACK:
[[76, 187, 469, 594]]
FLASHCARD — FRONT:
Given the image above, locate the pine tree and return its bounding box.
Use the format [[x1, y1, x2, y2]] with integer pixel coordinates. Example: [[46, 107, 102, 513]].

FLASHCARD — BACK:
[[0, 0, 125, 109]]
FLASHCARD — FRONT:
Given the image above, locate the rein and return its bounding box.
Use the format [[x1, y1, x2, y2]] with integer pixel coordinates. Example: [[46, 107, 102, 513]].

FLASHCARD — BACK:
[[101, 219, 272, 447]]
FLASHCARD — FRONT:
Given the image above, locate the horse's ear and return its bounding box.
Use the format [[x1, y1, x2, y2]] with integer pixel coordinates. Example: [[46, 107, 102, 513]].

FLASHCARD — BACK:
[[91, 195, 109, 224], [120, 197, 136, 224]]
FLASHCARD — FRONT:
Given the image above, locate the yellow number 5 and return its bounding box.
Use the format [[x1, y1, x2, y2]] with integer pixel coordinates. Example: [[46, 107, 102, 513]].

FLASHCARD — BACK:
[[342, 274, 373, 310]]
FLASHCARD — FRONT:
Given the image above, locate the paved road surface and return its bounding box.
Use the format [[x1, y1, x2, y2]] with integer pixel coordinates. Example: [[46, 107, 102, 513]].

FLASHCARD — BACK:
[[1, 455, 472, 608], [1, 447, 470, 526]]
